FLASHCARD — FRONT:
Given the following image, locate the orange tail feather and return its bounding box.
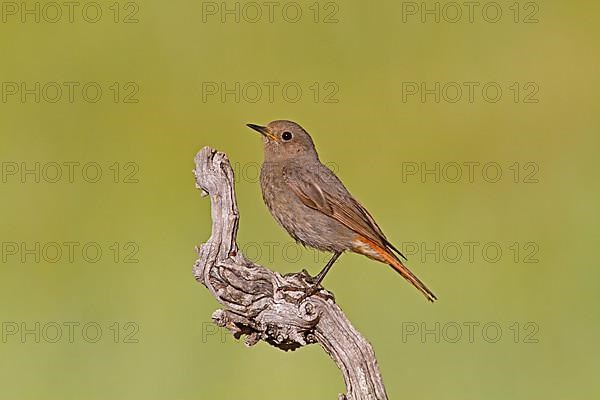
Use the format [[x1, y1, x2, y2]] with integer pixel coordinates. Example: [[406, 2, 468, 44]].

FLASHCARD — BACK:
[[354, 237, 438, 302]]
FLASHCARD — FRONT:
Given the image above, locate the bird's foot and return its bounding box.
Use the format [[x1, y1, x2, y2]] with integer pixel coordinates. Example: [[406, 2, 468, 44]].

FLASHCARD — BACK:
[[282, 268, 317, 283], [298, 283, 321, 303], [277, 283, 322, 304], [277, 270, 332, 304]]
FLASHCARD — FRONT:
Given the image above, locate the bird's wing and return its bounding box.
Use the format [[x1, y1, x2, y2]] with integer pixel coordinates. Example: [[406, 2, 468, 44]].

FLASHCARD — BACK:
[[283, 164, 397, 255]]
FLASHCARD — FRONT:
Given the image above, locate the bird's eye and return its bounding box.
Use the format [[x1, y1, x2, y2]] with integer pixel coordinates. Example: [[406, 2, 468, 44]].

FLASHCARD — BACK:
[[282, 131, 292, 141]]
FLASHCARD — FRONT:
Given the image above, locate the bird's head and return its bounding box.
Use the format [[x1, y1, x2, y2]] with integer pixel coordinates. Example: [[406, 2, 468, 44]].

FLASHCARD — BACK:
[[247, 120, 319, 162]]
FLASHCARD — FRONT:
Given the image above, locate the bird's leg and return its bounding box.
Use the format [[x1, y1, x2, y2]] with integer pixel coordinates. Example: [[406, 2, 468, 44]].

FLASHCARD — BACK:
[[277, 252, 342, 302], [297, 252, 342, 302], [311, 251, 342, 288]]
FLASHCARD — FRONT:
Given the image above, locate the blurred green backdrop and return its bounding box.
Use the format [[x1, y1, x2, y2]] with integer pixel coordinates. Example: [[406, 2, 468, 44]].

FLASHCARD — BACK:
[[1, 0, 598, 399]]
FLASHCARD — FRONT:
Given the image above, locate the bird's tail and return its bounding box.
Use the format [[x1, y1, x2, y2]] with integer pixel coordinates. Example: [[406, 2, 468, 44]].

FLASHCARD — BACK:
[[354, 237, 438, 302], [385, 252, 438, 302]]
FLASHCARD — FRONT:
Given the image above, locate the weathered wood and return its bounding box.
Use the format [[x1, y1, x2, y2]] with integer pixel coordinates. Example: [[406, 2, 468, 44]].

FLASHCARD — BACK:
[[193, 147, 388, 400]]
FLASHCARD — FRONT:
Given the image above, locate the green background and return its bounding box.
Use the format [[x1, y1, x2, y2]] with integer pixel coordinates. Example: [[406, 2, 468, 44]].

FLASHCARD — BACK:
[[1, 0, 598, 399]]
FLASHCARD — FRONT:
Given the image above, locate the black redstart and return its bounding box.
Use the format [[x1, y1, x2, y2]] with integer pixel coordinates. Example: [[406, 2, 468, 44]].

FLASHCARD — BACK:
[[247, 120, 437, 302]]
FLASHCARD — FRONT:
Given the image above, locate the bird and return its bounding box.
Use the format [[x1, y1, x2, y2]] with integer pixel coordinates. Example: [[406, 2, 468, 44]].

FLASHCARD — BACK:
[[247, 120, 437, 302]]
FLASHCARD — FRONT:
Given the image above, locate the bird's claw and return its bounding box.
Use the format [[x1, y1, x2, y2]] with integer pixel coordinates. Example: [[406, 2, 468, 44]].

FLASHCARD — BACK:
[[277, 268, 332, 304], [301, 269, 318, 284], [298, 285, 320, 303], [283, 268, 315, 280], [276, 282, 326, 305]]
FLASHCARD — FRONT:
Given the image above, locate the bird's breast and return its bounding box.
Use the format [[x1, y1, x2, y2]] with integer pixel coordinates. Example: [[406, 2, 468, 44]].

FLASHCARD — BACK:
[[259, 162, 354, 253]]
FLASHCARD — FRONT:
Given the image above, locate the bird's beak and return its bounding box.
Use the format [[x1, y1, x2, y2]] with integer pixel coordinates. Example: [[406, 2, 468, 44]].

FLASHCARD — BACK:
[[246, 124, 278, 141]]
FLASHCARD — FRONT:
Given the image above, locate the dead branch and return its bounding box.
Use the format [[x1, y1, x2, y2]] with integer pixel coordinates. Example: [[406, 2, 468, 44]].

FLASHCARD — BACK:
[[193, 147, 387, 400]]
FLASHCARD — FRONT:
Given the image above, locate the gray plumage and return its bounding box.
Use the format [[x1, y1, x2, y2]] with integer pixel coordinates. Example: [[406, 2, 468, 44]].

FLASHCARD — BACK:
[[247, 120, 437, 302]]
